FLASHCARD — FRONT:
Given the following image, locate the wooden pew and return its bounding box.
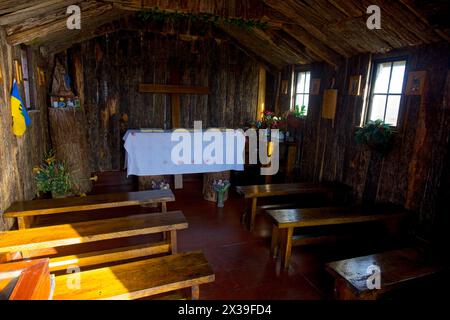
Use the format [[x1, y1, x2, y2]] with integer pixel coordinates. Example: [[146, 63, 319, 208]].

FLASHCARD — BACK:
[[236, 183, 344, 231], [3, 189, 176, 230], [0, 211, 187, 270], [52, 251, 214, 300], [268, 204, 408, 269], [325, 247, 448, 300]]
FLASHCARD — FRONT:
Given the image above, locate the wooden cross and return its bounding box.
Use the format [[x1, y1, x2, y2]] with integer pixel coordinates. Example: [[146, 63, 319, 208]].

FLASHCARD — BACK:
[[139, 64, 209, 188], [139, 64, 209, 129]]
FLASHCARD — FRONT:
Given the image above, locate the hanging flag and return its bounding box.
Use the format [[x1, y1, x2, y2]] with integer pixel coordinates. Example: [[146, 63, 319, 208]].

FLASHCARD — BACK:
[[10, 79, 31, 137]]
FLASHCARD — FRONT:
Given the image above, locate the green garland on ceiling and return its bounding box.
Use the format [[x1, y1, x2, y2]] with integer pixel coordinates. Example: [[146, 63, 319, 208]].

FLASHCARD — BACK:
[[137, 7, 269, 31]]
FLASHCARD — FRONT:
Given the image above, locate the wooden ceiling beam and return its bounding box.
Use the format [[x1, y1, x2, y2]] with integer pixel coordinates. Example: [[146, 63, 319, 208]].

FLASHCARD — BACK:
[[6, 2, 115, 46], [263, 0, 354, 57], [0, 0, 81, 26], [0, 0, 44, 15], [398, 0, 450, 42], [282, 24, 342, 67]]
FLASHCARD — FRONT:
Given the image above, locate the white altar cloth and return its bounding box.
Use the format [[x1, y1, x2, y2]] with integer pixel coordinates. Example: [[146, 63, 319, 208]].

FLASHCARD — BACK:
[[124, 130, 245, 176]]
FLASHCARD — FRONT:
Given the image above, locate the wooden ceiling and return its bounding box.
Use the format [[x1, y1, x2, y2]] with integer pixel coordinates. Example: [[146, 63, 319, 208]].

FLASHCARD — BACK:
[[0, 0, 448, 69]]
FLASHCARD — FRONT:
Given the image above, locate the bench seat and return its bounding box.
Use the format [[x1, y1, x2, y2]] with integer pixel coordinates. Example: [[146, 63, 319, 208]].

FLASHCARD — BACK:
[[236, 183, 339, 230], [4, 189, 176, 229], [325, 247, 448, 300], [53, 251, 215, 300], [0, 211, 187, 256], [268, 204, 409, 269]]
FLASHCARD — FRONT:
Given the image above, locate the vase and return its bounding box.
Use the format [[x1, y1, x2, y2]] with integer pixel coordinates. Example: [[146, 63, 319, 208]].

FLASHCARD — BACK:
[[217, 191, 225, 208]]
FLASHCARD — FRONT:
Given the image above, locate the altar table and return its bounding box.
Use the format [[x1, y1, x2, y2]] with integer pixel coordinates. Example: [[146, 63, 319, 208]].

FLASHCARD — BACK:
[[124, 130, 245, 177]]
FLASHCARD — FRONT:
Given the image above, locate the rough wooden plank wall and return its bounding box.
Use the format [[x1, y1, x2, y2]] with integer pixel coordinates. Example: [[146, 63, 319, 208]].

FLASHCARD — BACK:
[[68, 30, 259, 172], [0, 31, 49, 231], [297, 41, 450, 237]]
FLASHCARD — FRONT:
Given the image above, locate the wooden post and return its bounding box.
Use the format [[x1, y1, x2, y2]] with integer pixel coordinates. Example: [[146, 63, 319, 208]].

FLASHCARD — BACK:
[[48, 108, 92, 195], [169, 230, 178, 254], [257, 65, 266, 120]]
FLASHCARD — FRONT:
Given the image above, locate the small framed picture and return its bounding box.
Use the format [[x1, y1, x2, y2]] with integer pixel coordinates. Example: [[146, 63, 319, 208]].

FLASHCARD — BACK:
[[311, 78, 321, 95], [406, 71, 426, 95], [348, 75, 362, 96]]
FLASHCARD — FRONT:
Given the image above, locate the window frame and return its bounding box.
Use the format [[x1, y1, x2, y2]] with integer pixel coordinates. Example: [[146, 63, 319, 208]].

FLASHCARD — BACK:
[[365, 56, 408, 127], [20, 46, 35, 110], [292, 69, 312, 115]]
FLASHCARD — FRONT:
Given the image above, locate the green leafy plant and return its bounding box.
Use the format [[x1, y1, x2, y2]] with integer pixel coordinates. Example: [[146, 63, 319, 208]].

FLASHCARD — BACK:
[[34, 150, 73, 198], [137, 8, 269, 31], [291, 105, 307, 118], [355, 119, 394, 153]]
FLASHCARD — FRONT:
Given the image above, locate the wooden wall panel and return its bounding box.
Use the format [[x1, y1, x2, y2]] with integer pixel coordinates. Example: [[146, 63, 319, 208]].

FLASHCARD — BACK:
[[296, 41, 450, 238], [0, 31, 50, 231], [68, 30, 259, 172]]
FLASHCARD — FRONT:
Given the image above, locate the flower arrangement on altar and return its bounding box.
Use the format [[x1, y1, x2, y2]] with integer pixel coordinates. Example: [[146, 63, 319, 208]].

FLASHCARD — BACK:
[[212, 180, 231, 208], [151, 180, 171, 190], [255, 111, 286, 130]]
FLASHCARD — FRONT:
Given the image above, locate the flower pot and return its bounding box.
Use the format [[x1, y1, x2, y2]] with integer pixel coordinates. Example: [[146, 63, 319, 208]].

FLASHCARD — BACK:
[[287, 115, 302, 129]]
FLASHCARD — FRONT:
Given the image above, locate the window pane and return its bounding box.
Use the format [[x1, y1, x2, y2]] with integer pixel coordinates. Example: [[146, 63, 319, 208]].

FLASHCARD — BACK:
[[370, 94, 387, 121], [297, 73, 306, 93], [389, 61, 406, 94], [304, 72, 311, 94], [303, 94, 309, 108], [373, 62, 392, 94], [295, 94, 303, 108], [385, 95, 401, 126]]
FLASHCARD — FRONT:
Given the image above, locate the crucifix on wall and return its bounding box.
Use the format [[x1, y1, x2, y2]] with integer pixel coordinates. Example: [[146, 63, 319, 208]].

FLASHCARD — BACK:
[[138, 63, 209, 129], [138, 63, 209, 189]]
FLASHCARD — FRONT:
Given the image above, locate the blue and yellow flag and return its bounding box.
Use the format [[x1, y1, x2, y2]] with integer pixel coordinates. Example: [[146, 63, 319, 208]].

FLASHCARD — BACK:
[[11, 80, 31, 137]]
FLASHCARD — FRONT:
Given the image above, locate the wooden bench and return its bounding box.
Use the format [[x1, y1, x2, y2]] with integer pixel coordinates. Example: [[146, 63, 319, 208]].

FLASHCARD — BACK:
[[3, 189, 176, 230], [52, 251, 214, 300], [325, 247, 448, 300], [236, 183, 342, 231], [0, 211, 187, 270], [268, 205, 408, 269]]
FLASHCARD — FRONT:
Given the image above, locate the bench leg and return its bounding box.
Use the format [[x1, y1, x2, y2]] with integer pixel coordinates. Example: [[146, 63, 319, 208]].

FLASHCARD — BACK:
[[191, 285, 200, 300], [168, 230, 178, 254], [248, 198, 258, 231], [161, 202, 168, 241], [161, 202, 167, 213], [17, 216, 34, 230], [270, 226, 280, 258], [280, 227, 294, 270]]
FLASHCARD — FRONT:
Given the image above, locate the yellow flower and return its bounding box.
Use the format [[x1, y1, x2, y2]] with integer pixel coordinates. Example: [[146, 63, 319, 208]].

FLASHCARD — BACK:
[[45, 156, 56, 164], [33, 166, 40, 174], [79, 193, 87, 197]]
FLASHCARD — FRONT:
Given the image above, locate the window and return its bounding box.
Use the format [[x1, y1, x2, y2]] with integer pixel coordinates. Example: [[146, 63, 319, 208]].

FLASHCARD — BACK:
[[367, 59, 407, 126], [293, 71, 311, 115], [20, 48, 33, 109]]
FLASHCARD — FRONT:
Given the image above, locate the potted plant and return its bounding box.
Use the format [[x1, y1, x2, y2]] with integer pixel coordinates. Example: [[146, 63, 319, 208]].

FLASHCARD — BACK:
[[355, 119, 394, 153], [287, 105, 306, 129], [34, 150, 73, 198], [212, 180, 231, 208]]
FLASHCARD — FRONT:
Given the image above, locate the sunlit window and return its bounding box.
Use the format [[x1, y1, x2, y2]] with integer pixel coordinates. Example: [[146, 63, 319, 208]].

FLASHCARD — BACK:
[[367, 60, 407, 126], [293, 71, 311, 115]]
